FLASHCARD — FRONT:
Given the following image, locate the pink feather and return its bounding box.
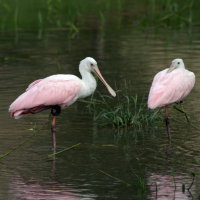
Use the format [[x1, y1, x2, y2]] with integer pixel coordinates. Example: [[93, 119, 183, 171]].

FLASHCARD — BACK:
[[148, 68, 195, 109], [9, 75, 82, 118]]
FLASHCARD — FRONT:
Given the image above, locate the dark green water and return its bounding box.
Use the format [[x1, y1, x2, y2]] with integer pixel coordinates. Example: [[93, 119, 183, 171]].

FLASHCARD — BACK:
[[0, 27, 200, 199]]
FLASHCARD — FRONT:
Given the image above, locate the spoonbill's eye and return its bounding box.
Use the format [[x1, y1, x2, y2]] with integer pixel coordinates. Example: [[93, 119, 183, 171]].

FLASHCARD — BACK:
[[91, 63, 94, 67], [177, 62, 180, 64]]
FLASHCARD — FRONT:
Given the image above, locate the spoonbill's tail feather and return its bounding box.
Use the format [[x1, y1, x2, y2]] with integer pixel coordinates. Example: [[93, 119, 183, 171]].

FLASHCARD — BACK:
[[12, 110, 24, 119], [11, 105, 50, 119]]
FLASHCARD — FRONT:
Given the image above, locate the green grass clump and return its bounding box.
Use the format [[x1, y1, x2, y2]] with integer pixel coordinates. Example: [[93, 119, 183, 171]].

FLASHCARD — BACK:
[[82, 91, 162, 129]]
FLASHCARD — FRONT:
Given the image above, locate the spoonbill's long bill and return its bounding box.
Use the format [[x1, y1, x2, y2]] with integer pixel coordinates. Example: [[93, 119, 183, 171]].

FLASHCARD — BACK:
[[148, 58, 195, 140], [9, 57, 116, 152]]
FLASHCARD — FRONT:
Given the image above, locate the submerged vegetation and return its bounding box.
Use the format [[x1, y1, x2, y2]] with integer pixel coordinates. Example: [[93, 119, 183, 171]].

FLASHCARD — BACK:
[[0, 0, 199, 33], [81, 90, 162, 129]]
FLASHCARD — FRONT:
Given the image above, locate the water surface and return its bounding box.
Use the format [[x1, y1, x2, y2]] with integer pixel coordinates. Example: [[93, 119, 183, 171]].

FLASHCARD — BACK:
[[0, 27, 200, 199]]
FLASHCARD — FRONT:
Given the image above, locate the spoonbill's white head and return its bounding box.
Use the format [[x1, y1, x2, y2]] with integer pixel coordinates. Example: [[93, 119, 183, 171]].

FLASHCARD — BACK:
[[168, 58, 185, 73], [79, 57, 116, 97], [80, 57, 97, 72]]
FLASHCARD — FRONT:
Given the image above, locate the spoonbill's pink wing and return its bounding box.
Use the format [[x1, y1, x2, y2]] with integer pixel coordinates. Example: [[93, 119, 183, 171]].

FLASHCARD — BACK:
[[9, 75, 82, 118], [26, 79, 43, 91], [148, 68, 195, 109]]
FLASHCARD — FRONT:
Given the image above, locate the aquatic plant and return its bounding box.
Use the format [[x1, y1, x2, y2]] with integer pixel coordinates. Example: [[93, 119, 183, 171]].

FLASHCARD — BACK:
[[0, 0, 198, 33], [81, 90, 162, 129], [0, 0, 124, 33], [144, 0, 195, 27], [135, 174, 146, 195]]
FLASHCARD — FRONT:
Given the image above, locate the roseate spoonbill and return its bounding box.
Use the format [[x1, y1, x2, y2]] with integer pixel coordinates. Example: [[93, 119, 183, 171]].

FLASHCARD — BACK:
[[9, 57, 116, 152], [148, 58, 195, 139]]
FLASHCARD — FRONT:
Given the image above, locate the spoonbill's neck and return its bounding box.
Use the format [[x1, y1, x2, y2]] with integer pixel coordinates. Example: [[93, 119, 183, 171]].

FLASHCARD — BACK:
[[179, 64, 185, 69], [81, 70, 96, 84], [79, 68, 97, 98]]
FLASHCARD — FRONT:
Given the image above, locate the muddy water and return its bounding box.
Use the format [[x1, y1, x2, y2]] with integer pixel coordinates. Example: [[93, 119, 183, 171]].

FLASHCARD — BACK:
[[0, 27, 200, 199]]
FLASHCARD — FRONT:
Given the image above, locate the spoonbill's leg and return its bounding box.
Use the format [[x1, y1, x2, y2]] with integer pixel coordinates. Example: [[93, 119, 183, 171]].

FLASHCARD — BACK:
[[51, 105, 61, 153], [164, 105, 171, 142], [51, 115, 56, 153]]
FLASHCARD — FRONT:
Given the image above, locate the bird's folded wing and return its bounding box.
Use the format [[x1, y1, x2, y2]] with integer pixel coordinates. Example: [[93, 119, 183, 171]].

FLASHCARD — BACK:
[[9, 79, 82, 113], [26, 79, 43, 91], [148, 69, 195, 109]]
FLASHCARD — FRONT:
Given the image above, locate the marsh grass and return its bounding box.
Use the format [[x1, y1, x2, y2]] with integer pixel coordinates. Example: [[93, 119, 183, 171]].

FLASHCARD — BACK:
[[135, 174, 146, 195], [0, 0, 124, 33], [0, 0, 199, 33], [81, 89, 162, 129], [144, 0, 196, 27], [98, 168, 147, 197]]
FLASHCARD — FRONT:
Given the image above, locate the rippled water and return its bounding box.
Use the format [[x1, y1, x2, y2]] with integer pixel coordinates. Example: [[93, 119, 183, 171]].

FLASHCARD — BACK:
[[0, 27, 200, 199]]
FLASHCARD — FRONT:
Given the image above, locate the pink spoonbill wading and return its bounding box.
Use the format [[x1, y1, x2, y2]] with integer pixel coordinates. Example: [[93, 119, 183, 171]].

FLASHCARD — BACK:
[[9, 57, 116, 152], [147, 58, 195, 140]]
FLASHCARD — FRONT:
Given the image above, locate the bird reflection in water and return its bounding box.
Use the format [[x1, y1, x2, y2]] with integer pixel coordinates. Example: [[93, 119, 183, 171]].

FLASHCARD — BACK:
[[147, 173, 194, 200]]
